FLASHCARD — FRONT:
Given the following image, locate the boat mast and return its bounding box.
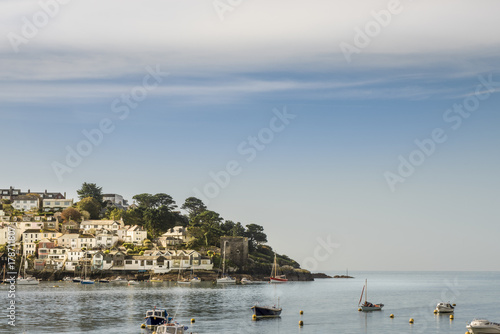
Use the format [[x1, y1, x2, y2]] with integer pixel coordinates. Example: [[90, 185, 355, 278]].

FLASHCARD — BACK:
[[222, 241, 226, 277], [365, 279, 367, 303]]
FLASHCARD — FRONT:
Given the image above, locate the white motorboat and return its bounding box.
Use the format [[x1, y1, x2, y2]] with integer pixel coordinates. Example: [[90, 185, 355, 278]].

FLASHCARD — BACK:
[[358, 279, 383, 311], [190, 276, 201, 283], [111, 276, 128, 283], [155, 322, 191, 334], [17, 276, 40, 285], [217, 275, 236, 284], [435, 302, 454, 313], [128, 280, 139, 285], [467, 319, 500, 334]]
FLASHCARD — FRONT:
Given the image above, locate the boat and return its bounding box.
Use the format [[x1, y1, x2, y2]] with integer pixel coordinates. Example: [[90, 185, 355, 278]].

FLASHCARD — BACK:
[[111, 276, 128, 283], [190, 276, 201, 283], [155, 322, 191, 334], [467, 319, 500, 334], [358, 279, 383, 311], [80, 257, 94, 284], [177, 257, 191, 285], [17, 255, 40, 285], [72, 277, 82, 283], [128, 280, 139, 285], [435, 302, 454, 313], [241, 277, 255, 284], [216, 241, 236, 284], [269, 253, 287, 283], [98, 279, 110, 283], [150, 277, 164, 282], [62, 276, 73, 281], [251, 305, 282, 318], [142, 307, 172, 330]]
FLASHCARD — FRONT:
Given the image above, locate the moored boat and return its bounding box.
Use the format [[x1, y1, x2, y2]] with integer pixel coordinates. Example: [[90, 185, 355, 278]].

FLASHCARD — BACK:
[[128, 280, 139, 285], [111, 276, 127, 283], [467, 319, 500, 334], [190, 276, 201, 283], [142, 308, 172, 330], [72, 277, 82, 283], [251, 305, 282, 318], [17, 276, 40, 285], [269, 253, 287, 283], [435, 302, 454, 313], [217, 241, 236, 284], [98, 279, 110, 283], [358, 279, 383, 311], [155, 322, 191, 334]]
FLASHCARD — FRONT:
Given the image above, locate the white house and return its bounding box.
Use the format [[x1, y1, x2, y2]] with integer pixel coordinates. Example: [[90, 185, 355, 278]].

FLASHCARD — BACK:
[[16, 221, 44, 234], [95, 230, 118, 248], [125, 225, 148, 245], [22, 229, 62, 244], [77, 234, 96, 250], [81, 219, 124, 233], [23, 242, 37, 257], [57, 233, 79, 249], [65, 249, 85, 271], [12, 195, 40, 211], [158, 226, 191, 247]]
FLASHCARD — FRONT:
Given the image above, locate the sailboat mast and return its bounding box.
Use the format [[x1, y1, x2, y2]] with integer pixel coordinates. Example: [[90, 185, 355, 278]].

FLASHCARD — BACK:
[[365, 279, 367, 303], [222, 241, 226, 276]]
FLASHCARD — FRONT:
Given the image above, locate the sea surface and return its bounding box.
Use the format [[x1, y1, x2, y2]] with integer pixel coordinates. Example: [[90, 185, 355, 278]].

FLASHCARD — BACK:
[[1, 271, 499, 334]]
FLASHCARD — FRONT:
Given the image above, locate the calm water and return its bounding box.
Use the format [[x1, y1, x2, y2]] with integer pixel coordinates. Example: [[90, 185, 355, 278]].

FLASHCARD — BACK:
[[2, 271, 500, 333]]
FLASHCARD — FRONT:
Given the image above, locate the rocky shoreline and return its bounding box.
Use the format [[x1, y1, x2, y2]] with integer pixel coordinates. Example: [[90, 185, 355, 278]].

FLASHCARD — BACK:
[[26, 269, 323, 282]]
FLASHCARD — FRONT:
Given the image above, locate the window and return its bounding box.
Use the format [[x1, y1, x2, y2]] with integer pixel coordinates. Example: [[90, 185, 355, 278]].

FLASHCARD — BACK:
[[125, 260, 132, 264]]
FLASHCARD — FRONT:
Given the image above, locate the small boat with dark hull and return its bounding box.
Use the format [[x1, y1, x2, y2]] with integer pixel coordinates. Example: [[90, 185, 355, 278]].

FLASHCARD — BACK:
[[251, 305, 282, 318], [143, 308, 172, 330], [358, 279, 383, 311]]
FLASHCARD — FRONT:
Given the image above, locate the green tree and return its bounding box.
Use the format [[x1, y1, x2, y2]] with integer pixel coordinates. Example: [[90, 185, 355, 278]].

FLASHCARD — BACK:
[[77, 197, 101, 219], [61, 207, 82, 222], [189, 210, 224, 247], [244, 224, 267, 250], [105, 207, 123, 220], [181, 197, 207, 219], [77, 182, 103, 203]]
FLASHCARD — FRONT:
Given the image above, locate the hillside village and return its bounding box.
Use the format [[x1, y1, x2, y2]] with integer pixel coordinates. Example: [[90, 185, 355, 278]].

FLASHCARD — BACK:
[[0, 184, 308, 280]]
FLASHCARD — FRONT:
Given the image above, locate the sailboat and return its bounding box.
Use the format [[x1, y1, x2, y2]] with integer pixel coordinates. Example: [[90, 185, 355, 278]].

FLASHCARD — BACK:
[[80, 253, 94, 284], [217, 241, 235, 284], [189, 267, 201, 283], [17, 254, 39, 285], [177, 256, 190, 285], [269, 253, 287, 283], [358, 279, 383, 311]]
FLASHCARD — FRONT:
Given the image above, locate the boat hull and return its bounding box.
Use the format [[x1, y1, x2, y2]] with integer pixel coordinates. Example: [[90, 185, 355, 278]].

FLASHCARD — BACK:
[[80, 280, 94, 284], [269, 277, 288, 283], [360, 304, 384, 312], [467, 320, 500, 334], [217, 277, 236, 284], [435, 303, 454, 313], [251, 306, 282, 318], [17, 279, 39, 285]]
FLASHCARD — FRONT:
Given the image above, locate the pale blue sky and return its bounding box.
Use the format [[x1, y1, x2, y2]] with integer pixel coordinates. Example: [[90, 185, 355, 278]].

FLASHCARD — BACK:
[[1, 0, 500, 271]]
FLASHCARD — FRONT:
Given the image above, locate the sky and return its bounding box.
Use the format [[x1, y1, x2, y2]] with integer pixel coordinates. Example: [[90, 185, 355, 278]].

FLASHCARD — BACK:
[[1, 0, 499, 271]]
